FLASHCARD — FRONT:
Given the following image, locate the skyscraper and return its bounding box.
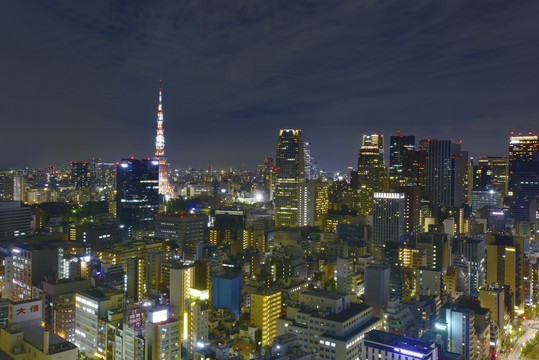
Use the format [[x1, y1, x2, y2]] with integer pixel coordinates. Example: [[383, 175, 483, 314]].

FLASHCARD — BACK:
[[508, 133, 539, 221], [303, 141, 312, 180], [274, 129, 304, 227], [357, 134, 386, 214], [509, 133, 538, 175], [425, 139, 465, 207], [70, 161, 90, 190], [155, 81, 176, 199], [116, 158, 160, 231], [389, 134, 415, 184], [372, 192, 406, 246]]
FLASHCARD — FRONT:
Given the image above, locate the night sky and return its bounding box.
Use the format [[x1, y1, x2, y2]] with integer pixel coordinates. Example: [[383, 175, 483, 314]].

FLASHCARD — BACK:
[[2, 0, 539, 171]]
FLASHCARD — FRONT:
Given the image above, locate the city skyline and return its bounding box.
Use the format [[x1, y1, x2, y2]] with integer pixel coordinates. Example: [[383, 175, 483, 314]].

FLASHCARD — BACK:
[[2, 1, 539, 170]]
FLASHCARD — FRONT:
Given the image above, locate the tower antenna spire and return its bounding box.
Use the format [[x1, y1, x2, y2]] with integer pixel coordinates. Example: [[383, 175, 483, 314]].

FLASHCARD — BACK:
[[154, 80, 176, 199]]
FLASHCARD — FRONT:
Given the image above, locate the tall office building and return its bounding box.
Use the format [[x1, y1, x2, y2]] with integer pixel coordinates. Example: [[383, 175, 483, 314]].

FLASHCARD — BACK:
[[0, 201, 32, 239], [0, 170, 14, 200], [395, 185, 422, 238], [116, 158, 160, 231], [357, 134, 386, 214], [250, 288, 282, 347], [486, 235, 525, 308], [372, 192, 406, 245], [155, 213, 208, 252], [304, 141, 312, 180], [70, 161, 90, 190], [42, 278, 91, 342], [416, 232, 451, 271], [364, 265, 390, 317], [74, 288, 124, 359], [476, 157, 509, 195], [508, 134, 539, 220], [454, 237, 485, 294], [389, 134, 415, 184], [274, 129, 304, 226], [509, 133, 538, 174], [426, 139, 466, 207], [401, 149, 427, 187]]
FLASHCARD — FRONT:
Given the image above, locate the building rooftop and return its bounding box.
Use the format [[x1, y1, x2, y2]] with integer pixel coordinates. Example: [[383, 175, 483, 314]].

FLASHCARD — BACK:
[[364, 330, 434, 355], [78, 287, 122, 301], [324, 302, 370, 322], [301, 289, 345, 300], [321, 317, 381, 342]]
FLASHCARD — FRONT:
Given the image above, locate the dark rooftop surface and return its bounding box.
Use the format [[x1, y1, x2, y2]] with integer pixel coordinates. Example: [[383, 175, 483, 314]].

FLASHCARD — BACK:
[[324, 302, 370, 322]]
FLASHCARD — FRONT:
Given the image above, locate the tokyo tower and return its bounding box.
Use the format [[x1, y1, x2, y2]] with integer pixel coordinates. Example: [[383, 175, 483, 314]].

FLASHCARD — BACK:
[[155, 80, 177, 199]]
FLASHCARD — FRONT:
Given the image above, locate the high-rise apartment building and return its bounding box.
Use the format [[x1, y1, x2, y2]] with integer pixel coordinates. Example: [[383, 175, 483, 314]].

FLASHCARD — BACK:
[[42, 278, 91, 342], [356, 134, 386, 214], [169, 264, 195, 319], [372, 192, 406, 245], [297, 180, 329, 227], [274, 129, 304, 226], [71, 161, 90, 190], [425, 139, 466, 207], [389, 134, 415, 184], [4, 243, 59, 302], [145, 308, 181, 360], [250, 288, 282, 347]]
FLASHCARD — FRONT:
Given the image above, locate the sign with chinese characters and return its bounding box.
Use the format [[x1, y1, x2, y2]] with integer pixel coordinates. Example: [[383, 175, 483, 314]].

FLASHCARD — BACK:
[[10, 300, 42, 323]]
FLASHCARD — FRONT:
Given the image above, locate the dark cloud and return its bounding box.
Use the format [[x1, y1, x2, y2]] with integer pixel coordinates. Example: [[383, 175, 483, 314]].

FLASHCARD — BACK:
[[1, 0, 539, 170]]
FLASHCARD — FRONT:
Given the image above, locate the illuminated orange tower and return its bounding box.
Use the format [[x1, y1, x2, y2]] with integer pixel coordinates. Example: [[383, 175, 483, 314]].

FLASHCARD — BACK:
[[155, 81, 176, 199]]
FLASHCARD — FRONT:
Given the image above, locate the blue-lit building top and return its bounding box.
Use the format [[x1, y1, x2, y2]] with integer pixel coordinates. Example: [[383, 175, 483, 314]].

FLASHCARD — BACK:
[[363, 330, 438, 360], [212, 274, 240, 319]]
